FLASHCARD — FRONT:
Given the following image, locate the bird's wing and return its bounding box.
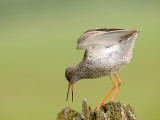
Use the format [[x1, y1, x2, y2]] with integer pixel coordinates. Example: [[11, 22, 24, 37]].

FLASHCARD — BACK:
[[76, 28, 139, 63], [77, 28, 123, 45]]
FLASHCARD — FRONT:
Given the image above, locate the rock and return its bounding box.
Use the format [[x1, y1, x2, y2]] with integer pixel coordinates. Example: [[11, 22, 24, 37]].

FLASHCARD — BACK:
[[56, 99, 136, 120]]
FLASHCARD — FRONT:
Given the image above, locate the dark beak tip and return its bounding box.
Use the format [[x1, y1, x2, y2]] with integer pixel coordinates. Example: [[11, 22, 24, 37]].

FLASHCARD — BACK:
[[66, 83, 70, 102], [66, 83, 74, 102]]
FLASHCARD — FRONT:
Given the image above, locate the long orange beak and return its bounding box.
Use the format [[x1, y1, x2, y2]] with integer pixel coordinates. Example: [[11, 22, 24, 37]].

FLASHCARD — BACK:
[[66, 83, 74, 102]]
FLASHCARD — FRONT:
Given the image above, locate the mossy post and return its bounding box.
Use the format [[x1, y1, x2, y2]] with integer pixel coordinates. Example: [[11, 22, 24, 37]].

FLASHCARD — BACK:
[[56, 99, 136, 120]]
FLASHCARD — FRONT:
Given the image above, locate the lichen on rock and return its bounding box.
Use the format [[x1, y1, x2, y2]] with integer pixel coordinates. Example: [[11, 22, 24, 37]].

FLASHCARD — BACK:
[[56, 99, 136, 120], [56, 107, 83, 120]]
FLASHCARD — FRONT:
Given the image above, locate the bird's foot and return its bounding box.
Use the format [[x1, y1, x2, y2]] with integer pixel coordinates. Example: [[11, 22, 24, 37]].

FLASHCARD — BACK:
[[92, 102, 106, 111], [101, 102, 106, 106], [107, 100, 113, 104]]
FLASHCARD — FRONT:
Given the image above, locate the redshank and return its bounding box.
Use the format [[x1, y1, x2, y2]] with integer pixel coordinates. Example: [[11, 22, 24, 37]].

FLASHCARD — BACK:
[[65, 28, 139, 110]]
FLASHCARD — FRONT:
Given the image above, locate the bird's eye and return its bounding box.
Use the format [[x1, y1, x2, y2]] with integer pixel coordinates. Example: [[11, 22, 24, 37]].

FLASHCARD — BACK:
[[66, 75, 70, 81]]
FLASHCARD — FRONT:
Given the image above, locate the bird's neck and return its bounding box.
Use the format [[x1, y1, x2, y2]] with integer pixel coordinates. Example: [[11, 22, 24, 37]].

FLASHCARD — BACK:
[[71, 63, 84, 83]]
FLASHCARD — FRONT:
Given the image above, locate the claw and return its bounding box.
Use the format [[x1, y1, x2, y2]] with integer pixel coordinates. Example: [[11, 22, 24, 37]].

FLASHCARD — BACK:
[[92, 102, 106, 111]]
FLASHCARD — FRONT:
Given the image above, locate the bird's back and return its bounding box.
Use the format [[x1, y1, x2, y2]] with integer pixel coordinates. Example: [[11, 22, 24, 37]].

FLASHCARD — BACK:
[[80, 32, 138, 77], [90, 32, 137, 66], [76, 28, 139, 78]]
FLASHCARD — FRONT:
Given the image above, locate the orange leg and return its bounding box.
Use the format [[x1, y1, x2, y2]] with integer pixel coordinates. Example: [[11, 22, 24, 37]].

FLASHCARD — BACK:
[[93, 76, 116, 111], [110, 73, 122, 101]]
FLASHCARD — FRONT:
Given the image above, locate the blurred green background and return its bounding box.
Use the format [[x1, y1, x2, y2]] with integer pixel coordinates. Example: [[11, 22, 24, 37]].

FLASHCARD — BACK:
[[0, 0, 160, 120]]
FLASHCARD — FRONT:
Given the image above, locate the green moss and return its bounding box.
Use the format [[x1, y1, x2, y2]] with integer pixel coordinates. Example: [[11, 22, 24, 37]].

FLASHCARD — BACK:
[[67, 109, 79, 120], [56, 100, 136, 120], [123, 104, 136, 120], [56, 112, 62, 120], [103, 102, 123, 120], [56, 107, 82, 120]]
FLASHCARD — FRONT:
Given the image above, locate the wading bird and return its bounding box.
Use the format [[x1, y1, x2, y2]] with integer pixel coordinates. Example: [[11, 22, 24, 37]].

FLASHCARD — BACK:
[[65, 28, 139, 110]]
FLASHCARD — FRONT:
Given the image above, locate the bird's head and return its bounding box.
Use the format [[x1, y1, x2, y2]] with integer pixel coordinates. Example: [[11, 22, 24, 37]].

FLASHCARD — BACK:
[[65, 66, 79, 102]]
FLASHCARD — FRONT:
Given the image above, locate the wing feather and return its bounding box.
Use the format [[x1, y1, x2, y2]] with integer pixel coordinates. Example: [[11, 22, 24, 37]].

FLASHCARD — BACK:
[[76, 28, 139, 65], [77, 28, 138, 50], [77, 28, 124, 45]]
